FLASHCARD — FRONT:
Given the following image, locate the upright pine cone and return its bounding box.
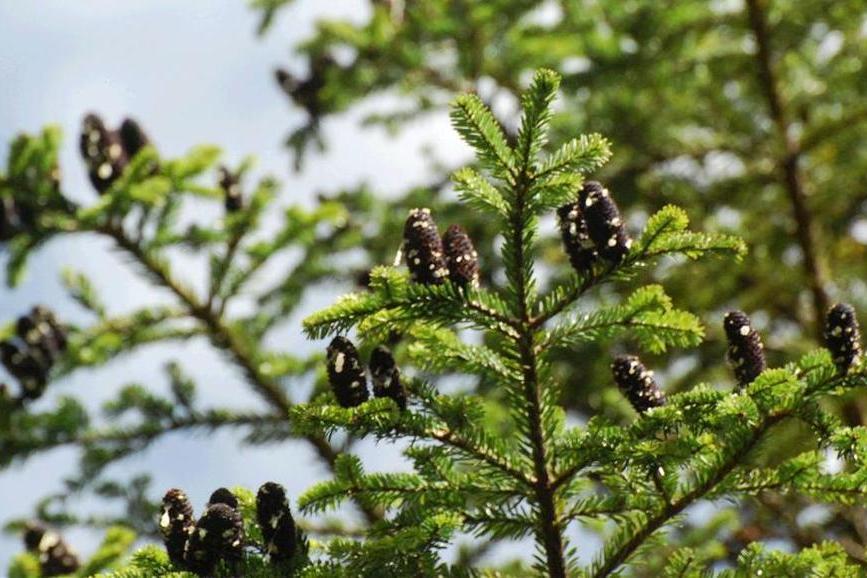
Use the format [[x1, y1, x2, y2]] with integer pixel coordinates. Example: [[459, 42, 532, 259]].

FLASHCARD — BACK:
[[580, 181, 632, 263], [403, 208, 449, 285], [611, 355, 666, 413], [218, 166, 243, 212], [256, 482, 298, 562], [824, 303, 862, 375], [724, 310, 766, 388], [23, 523, 80, 577], [79, 113, 128, 194], [17, 306, 67, 358], [160, 488, 195, 566], [118, 118, 151, 159], [326, 336, 369, 407], [184, 503, 244, 576], [369, 346, 407, 410], [442, 224, 480, 288], [207, 487, 239, 509], [557, 199, 598, 275]]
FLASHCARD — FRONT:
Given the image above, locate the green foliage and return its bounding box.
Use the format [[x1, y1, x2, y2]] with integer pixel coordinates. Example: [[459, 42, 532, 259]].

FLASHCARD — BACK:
[[6, 0, 867, 575], [284, 69, 867, 577]]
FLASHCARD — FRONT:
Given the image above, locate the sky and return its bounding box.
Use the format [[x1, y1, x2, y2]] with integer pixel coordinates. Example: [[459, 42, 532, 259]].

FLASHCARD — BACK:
[[0, 0, 470, 566]]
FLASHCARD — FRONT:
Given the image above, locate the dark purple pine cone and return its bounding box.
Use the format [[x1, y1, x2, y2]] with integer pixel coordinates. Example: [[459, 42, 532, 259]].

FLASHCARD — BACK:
[[824, 303, 862, 375], [557, 199, 598, 275], [403, 208, 449, 285], [326, 336, 369, 408], [442, 224, 480, 288], [184, 503, 244, 576], [79, 113, 128, 194], [207, 487, 239, 510], [611, 355, 666, 413], [218, 166, 243, 213], [256, 482, 298, 562], [2, 306, 68, 400], [0, 341, 49, 400], [23, 523, 80, 577], [724, 311, 766, 388], [369, 346, 407, 411], [36, 306, 68, 351], [17, 306, 67, 363], [160, 488, 195, 566], [118, 118, 151, 159], [580, 181, 632, 263]]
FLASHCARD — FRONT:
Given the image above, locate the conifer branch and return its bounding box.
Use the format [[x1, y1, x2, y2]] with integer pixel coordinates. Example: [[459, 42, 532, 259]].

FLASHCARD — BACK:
[[91, 222, 381, 524], [590, 413, 785, 577]]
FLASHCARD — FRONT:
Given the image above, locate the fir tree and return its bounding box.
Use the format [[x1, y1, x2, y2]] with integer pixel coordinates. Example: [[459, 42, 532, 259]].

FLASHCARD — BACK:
[[2, 0, 867, 573], [254, 1, 867, 557], [284, 69, 867, 576]]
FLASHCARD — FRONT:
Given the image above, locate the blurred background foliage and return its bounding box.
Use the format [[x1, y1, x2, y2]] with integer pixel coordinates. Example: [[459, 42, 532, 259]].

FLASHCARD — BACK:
[[1, 0, 866, 574]]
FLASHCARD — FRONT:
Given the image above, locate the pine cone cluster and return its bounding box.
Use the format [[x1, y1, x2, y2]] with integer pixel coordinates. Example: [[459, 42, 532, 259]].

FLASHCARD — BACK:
[[219, 166, 243, 213], [824, 303, 862, 375], [161, 482, 302, 575], [79, 113, 153, 194], [403, 208, 480, 288], [0, 306, 68, 401], [22, 523, 80, 577], [160, 487, 242, 576], [611, 355, 666, 413], [724, 310, 766, 389], [558, 181, 632, 274], [326, 336, 408, 410]]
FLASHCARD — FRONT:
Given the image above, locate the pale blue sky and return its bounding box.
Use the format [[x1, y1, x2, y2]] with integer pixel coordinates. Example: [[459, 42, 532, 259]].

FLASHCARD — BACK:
[[0, 0, 469, 565]]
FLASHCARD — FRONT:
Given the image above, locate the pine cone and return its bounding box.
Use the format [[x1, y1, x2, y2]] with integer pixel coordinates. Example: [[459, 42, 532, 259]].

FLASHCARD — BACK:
[[403, 208, 449, 285], [442, 224, 480, 288], [2, 307, 68, 400], [326, 336, 369, 408], [207, 487, 239, 509], [79, 113, 128, 194], [724, 311, 766, 388], [17, 306, 66, 363], [118, 118, 151, 159], [218, 166, 243, 213], [1, 342, 49, 399], [580, 181, 632, 263], [557, 200, 598, 274], [824, 303, 862, 375], [369, 346, 407, 410], [184, 503, 244, 576], [256, 482, 298, 561], [23, 523, 80, 577], [611, 355, 666, 413], [160, 488, 195, 566]]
